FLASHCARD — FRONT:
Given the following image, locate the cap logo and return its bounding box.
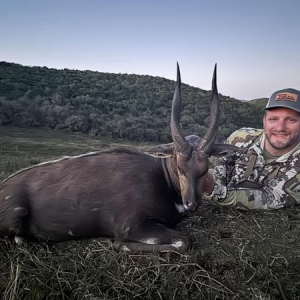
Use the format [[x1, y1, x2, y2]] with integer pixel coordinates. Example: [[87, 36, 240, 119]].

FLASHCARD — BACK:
[[275, 92, 298, 102]]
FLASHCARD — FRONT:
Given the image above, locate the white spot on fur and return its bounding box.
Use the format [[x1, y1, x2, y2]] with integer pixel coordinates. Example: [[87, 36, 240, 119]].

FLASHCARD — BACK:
[[175, 203, 186, 213], [14, 236, 24, 245], [120, 245, 131, 252], [5, 196, 11, 200], [139, 238, 160, 245], [172, 240, 184, 249], [13, 207, 28, 216], [68, 230, 75, 236]]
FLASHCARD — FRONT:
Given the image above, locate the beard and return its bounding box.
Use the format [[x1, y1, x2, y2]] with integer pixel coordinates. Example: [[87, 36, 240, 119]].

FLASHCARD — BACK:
[[265, 131, 300, 150]]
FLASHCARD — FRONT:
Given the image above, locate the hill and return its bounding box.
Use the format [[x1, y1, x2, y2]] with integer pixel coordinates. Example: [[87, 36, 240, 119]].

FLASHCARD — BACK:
[[0, 61, 268, 142], [248, 97, 268, 109]]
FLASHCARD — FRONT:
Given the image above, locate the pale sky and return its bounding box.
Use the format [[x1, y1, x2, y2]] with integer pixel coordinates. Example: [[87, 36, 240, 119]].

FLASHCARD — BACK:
[[1, 0, 300, 100]]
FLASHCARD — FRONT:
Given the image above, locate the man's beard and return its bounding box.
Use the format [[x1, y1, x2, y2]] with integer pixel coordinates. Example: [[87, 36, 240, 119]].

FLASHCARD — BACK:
[[265, 132, 300, 150]]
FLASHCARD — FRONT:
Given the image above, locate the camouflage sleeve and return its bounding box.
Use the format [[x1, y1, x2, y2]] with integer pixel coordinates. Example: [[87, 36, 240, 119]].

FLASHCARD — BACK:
[[209, 127, 262, 183], [209, 168, 300, 210], [204, 127, 300, 210]]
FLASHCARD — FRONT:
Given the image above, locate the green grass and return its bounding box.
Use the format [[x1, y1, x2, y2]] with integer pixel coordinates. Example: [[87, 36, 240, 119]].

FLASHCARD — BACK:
[[1, 126, 300, 300], [0, 126, 147, 182]]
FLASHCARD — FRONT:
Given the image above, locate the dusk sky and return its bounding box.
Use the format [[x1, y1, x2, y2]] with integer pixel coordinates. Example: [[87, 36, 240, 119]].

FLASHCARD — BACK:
[[1, 0, 300, 100]]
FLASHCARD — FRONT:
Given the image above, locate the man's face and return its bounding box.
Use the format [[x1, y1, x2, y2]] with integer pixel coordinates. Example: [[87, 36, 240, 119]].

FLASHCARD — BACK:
[[263, 108, 300, 156]]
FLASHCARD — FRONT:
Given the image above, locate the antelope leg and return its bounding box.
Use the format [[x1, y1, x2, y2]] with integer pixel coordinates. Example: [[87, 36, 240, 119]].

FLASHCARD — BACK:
[[113, 223, 192, 253]]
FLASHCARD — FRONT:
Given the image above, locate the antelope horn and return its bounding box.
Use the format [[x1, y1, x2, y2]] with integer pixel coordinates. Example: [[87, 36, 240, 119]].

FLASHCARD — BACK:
[[197, 64, 219, 154], [170, 63, 190, 155]]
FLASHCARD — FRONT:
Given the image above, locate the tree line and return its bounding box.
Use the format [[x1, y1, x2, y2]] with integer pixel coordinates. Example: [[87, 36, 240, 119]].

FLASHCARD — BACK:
[[0, 61, 268, 142]]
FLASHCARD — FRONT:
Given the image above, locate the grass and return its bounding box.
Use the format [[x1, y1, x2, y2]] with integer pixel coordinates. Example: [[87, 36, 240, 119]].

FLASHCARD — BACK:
[[1, 126, 300, 300]]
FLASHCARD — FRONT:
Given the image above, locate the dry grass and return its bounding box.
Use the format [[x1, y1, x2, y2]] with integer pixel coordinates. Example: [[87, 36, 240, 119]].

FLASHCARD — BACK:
[[1, 205, 300, 300]]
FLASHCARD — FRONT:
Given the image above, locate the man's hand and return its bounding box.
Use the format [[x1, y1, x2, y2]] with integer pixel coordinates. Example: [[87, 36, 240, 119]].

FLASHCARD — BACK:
[[203, 171, 215, 196]]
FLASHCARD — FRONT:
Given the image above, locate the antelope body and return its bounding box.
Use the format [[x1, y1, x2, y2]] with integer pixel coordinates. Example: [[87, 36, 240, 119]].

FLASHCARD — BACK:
[[0, 64, 235, 252]]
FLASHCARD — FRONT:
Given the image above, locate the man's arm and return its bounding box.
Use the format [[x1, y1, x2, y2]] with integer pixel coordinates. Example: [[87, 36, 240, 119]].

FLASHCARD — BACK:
[[203, 170, 300, 210]]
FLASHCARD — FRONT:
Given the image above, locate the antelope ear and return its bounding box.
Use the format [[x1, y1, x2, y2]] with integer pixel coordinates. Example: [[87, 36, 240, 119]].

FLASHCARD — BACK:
[[209, 144, 240, 157], [144, 143, 175, 158]]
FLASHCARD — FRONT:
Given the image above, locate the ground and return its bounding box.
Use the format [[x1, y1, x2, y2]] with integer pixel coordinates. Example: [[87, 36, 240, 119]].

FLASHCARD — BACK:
[[0, 126, 300, 300]]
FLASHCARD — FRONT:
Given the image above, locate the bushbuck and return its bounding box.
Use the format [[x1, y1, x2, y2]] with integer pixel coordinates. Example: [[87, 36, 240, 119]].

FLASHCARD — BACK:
[[0, 64, 236, 252]]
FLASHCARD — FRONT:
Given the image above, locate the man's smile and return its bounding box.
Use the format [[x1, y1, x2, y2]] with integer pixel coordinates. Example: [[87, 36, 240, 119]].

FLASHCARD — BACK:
[[270, 131, 289, 138]]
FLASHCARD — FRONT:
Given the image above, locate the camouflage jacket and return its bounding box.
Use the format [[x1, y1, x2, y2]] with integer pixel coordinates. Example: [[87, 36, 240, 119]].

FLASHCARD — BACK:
[[206, 127, 300, 210]]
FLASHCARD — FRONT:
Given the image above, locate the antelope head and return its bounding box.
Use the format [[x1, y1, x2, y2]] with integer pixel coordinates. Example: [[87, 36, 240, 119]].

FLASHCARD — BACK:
[[146, 63, 236, 212]]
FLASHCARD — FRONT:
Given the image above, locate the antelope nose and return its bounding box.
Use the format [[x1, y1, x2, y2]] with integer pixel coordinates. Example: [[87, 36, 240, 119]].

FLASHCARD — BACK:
[[185, 201, 199, 212]]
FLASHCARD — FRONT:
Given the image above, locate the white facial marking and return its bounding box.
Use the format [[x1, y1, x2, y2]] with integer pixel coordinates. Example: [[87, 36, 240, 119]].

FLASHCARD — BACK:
[[139, 238, 160, 245], [175, 203, 186, 213]]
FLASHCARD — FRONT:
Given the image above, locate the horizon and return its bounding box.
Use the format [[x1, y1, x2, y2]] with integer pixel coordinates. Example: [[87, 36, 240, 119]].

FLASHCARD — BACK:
[[1, 0, 300, 100]]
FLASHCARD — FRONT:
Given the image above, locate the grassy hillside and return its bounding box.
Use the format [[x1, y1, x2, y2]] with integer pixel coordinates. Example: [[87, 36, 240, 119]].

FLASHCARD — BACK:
[[248, 97, 268, 109], [1, 127, 300, 300], [0, 62, 268, 142]]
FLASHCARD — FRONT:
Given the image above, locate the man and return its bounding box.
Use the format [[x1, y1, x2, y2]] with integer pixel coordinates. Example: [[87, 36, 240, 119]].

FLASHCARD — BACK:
[[203, 88, 300, 210]]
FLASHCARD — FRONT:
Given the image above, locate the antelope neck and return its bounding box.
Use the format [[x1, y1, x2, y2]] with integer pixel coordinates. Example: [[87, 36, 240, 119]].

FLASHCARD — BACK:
[[161, 158, 181, 199]]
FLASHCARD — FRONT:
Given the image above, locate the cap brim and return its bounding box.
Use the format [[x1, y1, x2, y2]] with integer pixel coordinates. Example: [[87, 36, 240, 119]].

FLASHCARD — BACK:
[[263, 105, 300, 113]]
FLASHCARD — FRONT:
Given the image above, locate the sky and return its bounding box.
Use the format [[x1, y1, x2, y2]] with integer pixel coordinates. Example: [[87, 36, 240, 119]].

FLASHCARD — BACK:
[[1, 0, 300, 100]]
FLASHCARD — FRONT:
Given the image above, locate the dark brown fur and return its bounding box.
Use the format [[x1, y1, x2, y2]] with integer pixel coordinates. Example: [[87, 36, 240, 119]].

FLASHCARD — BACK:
[[0, 149, 191, 252]]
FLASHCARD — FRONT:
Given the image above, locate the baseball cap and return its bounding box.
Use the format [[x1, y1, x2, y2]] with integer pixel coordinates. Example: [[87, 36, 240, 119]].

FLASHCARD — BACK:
[[264, 88, 300, 113]]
